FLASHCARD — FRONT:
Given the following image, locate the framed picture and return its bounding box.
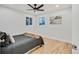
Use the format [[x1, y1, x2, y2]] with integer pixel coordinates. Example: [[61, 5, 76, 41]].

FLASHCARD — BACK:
[[39, 17, 45, 25], [49, 16, 62, 24], [26, 17, 32, 25]]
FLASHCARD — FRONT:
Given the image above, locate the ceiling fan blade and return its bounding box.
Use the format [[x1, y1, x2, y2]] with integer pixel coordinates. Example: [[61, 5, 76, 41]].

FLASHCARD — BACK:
[[37, 4, 44, 9], [27, 9, 34, 10], [27, 4, 34, 9], [37, 9, 44, 11]]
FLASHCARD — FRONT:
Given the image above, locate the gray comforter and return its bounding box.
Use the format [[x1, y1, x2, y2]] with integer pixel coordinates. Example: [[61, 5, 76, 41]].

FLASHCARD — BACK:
[[1, 34, 44, 54]]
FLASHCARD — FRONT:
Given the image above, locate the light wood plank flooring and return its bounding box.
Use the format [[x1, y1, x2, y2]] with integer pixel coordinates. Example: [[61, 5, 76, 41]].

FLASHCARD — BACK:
[[28, 37, 72, 54]]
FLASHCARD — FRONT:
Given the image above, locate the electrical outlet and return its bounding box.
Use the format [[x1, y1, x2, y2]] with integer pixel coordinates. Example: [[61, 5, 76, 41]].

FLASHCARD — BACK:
[[72, 45, 77, 50]]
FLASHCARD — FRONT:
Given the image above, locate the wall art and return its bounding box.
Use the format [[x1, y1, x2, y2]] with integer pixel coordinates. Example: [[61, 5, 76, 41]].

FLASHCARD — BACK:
[[49, 16, 62, 24], [26, 17, 32, 25], [39, 17, 45, 25]]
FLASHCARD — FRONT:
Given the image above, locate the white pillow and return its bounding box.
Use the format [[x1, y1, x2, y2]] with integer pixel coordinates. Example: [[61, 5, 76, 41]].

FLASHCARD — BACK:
[[8, 34, 15, 43], [0, 39, 5, 42]]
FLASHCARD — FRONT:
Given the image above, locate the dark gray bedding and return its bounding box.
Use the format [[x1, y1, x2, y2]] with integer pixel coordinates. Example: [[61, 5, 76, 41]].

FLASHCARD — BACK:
[[0, 47, 1, 54], [1, 34, 44, 54]]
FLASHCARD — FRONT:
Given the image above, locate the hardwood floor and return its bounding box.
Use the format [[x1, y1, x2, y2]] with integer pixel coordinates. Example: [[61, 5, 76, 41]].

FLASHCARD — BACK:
[[27, 37, 72, 54]]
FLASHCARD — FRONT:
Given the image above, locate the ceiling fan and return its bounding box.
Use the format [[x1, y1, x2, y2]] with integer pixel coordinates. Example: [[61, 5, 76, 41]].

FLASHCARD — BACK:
[[27, 4, 44, 13]]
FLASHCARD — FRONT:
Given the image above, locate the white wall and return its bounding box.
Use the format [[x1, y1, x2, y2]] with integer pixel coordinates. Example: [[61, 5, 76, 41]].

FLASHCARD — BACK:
[[0, 6, 32, 35], [72, 5, 79, 54], [36, 8, 72, 43], [0, 5, 72, 43]]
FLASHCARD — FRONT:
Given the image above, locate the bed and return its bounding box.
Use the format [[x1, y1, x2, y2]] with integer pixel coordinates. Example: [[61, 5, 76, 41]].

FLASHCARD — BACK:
[[0, 33, 44, 54]]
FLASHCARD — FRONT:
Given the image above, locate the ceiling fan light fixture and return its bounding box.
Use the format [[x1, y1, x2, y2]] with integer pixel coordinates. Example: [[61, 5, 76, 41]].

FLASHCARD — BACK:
[[34, 10, 37, 13], [27, 4, 44, 13]]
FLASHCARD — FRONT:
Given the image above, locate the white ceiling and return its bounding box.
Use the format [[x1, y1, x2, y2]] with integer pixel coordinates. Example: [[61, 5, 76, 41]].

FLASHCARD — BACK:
[[0, 4, 72, 16]]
